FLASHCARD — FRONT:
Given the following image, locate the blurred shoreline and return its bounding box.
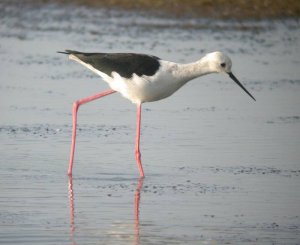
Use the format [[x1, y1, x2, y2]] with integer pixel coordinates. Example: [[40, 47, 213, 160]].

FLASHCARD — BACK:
[[17, 0, 300, 19]]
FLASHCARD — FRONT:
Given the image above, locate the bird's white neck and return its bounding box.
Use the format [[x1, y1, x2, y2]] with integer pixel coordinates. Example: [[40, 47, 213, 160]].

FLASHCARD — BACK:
[[174, 57, 214, 83]]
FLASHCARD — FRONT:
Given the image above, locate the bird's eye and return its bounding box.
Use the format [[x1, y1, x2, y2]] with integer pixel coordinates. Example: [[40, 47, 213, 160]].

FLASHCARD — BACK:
[[220, 62, 226, 68]]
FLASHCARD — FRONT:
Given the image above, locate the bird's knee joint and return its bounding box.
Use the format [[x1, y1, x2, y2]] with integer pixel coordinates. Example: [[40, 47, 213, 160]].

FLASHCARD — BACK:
[[73, 101, 80, 111], [135, 149, 141, 157]]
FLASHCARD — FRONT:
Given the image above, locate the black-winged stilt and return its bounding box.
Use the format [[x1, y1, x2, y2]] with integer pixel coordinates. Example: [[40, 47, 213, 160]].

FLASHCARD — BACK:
[[59, 50, 255, 177]]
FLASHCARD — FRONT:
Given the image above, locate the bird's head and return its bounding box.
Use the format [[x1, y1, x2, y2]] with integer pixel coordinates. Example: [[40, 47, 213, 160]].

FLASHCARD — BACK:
[[205, 51, 232, 73], [205, 51, 256, 101]]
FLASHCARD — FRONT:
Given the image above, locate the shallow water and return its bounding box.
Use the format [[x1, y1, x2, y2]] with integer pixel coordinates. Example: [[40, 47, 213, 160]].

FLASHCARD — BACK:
[[1, 1, 300, 244]]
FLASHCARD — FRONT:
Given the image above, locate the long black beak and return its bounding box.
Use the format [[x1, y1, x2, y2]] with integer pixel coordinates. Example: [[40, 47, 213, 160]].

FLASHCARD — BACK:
[[228, 72, 256, 101]]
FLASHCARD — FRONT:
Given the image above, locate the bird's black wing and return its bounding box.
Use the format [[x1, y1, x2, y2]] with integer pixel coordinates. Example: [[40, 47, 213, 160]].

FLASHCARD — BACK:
[[59, 50, 161, 78]]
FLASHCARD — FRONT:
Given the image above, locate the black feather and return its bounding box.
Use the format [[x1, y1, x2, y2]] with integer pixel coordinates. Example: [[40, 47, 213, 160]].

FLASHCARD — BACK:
[[58, 50, 161, 78]]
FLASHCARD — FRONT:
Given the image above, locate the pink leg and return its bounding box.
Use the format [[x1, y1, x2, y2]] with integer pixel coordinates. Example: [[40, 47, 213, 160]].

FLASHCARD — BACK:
[[135, 103, 145, 177], [68, 89, 116, 175]]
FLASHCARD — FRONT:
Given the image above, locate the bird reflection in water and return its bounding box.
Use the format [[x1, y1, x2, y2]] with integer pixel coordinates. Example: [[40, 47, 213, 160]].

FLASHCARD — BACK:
[[134, 177, 144, 245], [68, 176, 76, 245], [68, 176, 144, 245]]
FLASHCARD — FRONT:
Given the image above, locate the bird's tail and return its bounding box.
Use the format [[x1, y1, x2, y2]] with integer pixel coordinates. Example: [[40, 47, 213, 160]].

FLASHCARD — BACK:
[[57, 50, 79, 55]]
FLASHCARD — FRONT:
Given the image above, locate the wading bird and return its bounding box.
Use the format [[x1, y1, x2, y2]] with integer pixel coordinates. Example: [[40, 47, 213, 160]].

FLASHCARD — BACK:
[[59, 50, 255, 177]]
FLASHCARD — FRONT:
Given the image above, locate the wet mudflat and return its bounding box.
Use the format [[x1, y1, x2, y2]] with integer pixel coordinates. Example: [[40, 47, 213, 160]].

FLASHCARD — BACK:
[[0, 1, 300, 244]]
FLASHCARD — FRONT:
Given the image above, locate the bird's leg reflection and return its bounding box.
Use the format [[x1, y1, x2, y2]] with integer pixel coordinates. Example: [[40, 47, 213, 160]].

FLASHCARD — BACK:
[[134, 177, 144, 245], [68, 175, 76, 245], [68, 175, 144, 245]]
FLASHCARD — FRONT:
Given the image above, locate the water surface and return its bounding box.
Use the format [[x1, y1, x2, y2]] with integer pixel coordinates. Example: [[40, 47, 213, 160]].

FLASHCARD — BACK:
[[0, 1, 300, 244]]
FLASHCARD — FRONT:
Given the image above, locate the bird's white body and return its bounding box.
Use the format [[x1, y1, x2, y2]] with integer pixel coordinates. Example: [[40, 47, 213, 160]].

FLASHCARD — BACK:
[[70, 52, 232, 104], [114, 60, 186, 104]]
